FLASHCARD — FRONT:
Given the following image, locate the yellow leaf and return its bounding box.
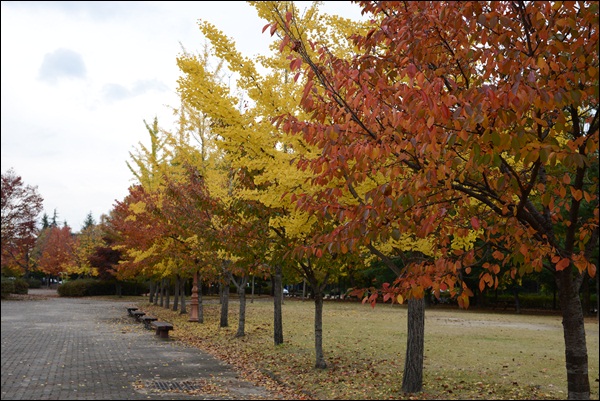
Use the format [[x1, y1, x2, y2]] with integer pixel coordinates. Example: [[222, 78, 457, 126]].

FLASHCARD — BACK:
[[397, 294, 404, 304]]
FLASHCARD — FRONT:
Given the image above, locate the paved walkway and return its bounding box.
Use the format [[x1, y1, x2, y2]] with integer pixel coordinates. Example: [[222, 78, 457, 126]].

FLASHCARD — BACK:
[[1, 289, 278, 400]]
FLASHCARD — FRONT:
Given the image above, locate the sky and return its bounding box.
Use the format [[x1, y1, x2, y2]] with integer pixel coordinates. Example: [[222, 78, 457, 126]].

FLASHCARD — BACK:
[[1, 1, 364, 232]]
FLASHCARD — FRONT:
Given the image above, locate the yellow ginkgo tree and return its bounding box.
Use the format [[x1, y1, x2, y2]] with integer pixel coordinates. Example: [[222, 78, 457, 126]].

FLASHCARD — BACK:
[[174, 0, 373, 366]]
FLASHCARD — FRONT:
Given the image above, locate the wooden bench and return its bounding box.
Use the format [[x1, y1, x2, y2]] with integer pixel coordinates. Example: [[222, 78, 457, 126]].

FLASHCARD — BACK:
[[131, 311, 146, 321], [140, 316, 158, 329], [126, 307, 138, 316], [151, 321, 174, 339]]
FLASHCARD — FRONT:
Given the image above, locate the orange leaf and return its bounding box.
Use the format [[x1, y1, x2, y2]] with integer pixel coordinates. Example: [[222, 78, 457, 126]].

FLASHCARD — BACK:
[[492, 250, 504, 260], [458, 293, 470, 309], [479, 273, 490, 292], [588, 264, 597, 278], [519, 243, 529, 256], [555, 257, 570, 271], [559, 186, 567, 198], [426, 115, 435, 128]]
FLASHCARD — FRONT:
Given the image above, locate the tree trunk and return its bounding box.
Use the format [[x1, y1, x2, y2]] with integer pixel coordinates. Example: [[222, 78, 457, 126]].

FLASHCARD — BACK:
[[159, 279, 164, 307], [251, 276, 255, 304], [402, 297, 424, 393], [153, 282, 159, 305], [302, 279, 306, 300], [172, 275, 180, 312], [313, 286, 327, 369], [149, 281, 155, 304], [220, 280, 229, 328], [179, 277, 187, 314], [235, 276, 248, 338], [165, 279, 170, 309], [557, 269, 590, 400], [273, 264, 284, 345]]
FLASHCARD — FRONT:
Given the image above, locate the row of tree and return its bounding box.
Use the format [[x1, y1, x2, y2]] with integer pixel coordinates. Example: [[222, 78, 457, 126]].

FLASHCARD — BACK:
[[1, 167, 116, 286], [110, 2, 598, 398], [1, 2, 597, 399]]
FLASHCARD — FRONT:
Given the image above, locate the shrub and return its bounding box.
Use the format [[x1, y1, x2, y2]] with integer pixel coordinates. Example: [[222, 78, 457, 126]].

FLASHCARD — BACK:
[[13, 278, 29, 294], [26, 278, 42, 289], [1, 278, 15, 298], [57, 280, 88, 297], [57, 279, 148, 297], [120, 280, 149, 296]]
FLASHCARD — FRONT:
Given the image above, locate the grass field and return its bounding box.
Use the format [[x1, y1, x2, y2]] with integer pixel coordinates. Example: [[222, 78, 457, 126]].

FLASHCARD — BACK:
[[133, 296, 599, 400]]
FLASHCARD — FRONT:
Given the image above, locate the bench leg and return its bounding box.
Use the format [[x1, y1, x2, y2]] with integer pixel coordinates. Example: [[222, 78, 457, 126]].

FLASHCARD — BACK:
[[156, 329, 170, 339], [155, 328, 170, 338]]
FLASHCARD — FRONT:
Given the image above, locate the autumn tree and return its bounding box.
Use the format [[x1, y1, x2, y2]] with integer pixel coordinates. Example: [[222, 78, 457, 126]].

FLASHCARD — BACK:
[[36, 225, 75, 284], [1, 168, 44, 277], [176, 2, 373, 364], [109, 185, 168, 283], [88, 214, 123, 280], [267, 1, 598, 398], [159, 164, 221, 320], [121, 117, 193, 304], [70, 217, 105, 278], [118, 107, 229, 316]]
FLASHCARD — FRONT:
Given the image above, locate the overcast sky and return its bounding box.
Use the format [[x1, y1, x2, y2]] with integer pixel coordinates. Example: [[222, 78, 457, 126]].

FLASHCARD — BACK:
[[1, 1, 363, 232]]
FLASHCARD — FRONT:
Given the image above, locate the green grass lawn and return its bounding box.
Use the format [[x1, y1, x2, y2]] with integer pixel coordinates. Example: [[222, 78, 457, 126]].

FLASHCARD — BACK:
[[132, 296, 599, 400]]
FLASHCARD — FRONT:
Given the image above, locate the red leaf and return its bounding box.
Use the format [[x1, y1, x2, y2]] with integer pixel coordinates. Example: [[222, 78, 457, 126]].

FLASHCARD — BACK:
[[555, 258, 570, 271]]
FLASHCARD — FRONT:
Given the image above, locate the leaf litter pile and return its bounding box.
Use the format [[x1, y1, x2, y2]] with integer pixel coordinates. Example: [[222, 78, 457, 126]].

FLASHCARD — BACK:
[[138, 297, 599, 400]]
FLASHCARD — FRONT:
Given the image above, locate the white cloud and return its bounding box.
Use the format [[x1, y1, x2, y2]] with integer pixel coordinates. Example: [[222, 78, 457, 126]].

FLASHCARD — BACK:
[[38, 48, 87, 83], [1, 1, 364, 232]]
